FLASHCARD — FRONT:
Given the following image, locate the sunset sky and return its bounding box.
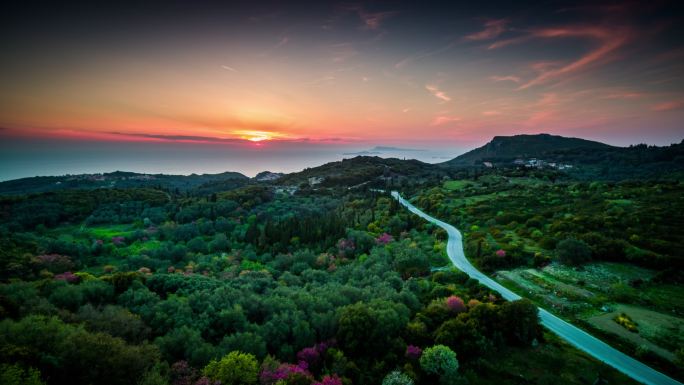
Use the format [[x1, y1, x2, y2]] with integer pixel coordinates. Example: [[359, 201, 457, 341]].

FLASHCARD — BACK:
[[1, 1, 683, 179]]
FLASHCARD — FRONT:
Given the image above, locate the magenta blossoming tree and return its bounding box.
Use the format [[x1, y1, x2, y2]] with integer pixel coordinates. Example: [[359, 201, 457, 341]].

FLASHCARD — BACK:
[[445, 296, 466, 313], [376, 233, 393, 245], [54, 271, 79, 283], [405, 345, 422, 360], [313, 374, 343, 385]]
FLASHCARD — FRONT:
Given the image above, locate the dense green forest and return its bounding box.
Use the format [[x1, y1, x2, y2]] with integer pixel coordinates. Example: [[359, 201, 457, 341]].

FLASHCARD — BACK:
[[0, 177, 643, 385]]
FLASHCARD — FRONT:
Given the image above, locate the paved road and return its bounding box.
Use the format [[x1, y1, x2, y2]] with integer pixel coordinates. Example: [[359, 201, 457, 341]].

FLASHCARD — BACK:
[[392, 191, 682, 385]]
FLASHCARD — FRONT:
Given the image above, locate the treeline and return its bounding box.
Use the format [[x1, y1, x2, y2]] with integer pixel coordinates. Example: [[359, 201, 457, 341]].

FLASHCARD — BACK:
[[416, 177, 684, 273]]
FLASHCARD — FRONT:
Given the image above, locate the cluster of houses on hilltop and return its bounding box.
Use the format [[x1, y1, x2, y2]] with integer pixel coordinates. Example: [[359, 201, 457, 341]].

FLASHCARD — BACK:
[[62, 173, 157, 182], [512, 158, 573, 170], [482, 159, 574, 170]]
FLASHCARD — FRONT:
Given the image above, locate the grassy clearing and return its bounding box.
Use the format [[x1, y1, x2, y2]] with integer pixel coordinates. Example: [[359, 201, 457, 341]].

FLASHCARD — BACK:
[[443, 179, 473, 190], [87, 224, 134, 239], [497, 262, 684, 362], [468, 332, 640, 385]]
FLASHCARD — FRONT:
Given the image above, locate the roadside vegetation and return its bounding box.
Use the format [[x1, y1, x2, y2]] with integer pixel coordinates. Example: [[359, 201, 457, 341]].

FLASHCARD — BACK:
[[412, 169, 684, 379]]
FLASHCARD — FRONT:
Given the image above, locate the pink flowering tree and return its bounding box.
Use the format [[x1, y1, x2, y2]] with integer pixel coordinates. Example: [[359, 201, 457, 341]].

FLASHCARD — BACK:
[[337, 238, 356, 258], [54, 271, 79, 283], [312, 374, 343, 385], [259, 362, 312, 385], [376, 233, 393, 245], [34, 254, 74, 273], [296, 341, 332, 374], [495, 249, 506, 258], [405, 345, 422, 360], [170, 361, 198, 385], [445, 296, 466, 314]]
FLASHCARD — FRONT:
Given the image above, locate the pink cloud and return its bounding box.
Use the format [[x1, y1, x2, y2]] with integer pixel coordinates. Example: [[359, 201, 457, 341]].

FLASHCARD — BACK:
[[359, 10, 396, 30], [464, 19, 509, 41], [341, 5, 396, 30], [425, 84, 451, 102], [486, 24, 632, 90], [487, 36, 530, 50], [602, 92, 646, 99], [517, 26, 631, 89], [431, 115, 461, 126], [651, 100, 684, 111], [482, 110, 502, 116]]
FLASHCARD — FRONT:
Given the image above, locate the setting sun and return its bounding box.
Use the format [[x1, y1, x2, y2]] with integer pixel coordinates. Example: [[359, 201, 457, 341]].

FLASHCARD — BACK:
[[234, 130, 279, 142]]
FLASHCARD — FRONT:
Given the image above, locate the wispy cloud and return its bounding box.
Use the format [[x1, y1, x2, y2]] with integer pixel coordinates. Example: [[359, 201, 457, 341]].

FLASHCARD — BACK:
[[430, 115, 461, 126], [108, 132, 244, 143], [303, 76, 336, 87], [651, 99, 684, 111], [221, 65, 239, 72], [482, 110, 502, 116], [395, 42, 457, 69], [487, 26, 632, 90], [602, 91, 646, 99], [327, 42, 358, 63], [425, 84, 451, 102], [487, 36, 529, 50], [489, 75, 521, 83], [274, 36, 289, 48], [464, 19, 509, 41], [360, 10, 396, 30], [339, 4, 396, 30]]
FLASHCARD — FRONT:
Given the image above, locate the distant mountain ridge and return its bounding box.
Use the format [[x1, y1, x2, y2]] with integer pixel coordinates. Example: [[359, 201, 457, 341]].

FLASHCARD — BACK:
[[442, 133, 684, 180], [2, 134, 682, 195], [0, 171, 249, 195], [443, 133, 614, 166]]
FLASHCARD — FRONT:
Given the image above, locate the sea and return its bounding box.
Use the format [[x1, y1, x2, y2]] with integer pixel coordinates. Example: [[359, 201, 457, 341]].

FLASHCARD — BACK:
[[0, 138, 464, 181]]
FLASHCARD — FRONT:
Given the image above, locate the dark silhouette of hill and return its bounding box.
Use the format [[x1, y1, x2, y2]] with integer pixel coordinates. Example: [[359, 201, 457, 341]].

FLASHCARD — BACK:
[[442, 133, 614, 166]]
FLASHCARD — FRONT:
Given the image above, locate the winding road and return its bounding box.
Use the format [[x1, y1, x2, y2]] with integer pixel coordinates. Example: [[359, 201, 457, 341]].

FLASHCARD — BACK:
[[391, 191, 681, 385]]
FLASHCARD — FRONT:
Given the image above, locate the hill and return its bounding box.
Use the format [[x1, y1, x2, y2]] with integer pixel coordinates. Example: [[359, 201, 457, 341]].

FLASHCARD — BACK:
[[276, 156, 445, 188], [0, 171, 249, 196], [443, 133, 614, 166], [442, 134, 684, 180]]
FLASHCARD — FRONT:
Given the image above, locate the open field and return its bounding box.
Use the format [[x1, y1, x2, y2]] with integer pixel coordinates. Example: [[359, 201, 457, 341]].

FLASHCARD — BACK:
[[495, 262, 684, 362]]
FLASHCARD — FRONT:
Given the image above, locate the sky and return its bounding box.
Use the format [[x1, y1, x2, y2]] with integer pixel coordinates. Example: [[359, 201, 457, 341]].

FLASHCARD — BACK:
[[1, 1, 683, 179]]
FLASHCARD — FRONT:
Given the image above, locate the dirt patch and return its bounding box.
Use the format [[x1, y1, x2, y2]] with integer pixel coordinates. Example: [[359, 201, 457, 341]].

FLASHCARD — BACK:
[[524, 269, 595, 299]]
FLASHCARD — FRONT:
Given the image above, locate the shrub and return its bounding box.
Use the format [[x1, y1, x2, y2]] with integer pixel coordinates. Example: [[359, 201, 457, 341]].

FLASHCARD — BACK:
[[381, 370, 414, 385], [203, 351, 258, 385], [0, 363, 45, 385], [555, 238, 591, 265], [419, 345, 459, 383], [614, 313, 638, 333]]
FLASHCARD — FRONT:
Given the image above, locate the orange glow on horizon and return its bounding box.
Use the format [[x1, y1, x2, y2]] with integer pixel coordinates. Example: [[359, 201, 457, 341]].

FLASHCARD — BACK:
[[234, 130, 281, 142]]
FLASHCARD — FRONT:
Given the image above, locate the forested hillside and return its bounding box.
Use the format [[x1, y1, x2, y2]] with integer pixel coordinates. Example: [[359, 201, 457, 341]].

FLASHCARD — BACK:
[[0, 171, 249, 196], [442, 134, 684, 181], [0, 179, 640, 385]]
